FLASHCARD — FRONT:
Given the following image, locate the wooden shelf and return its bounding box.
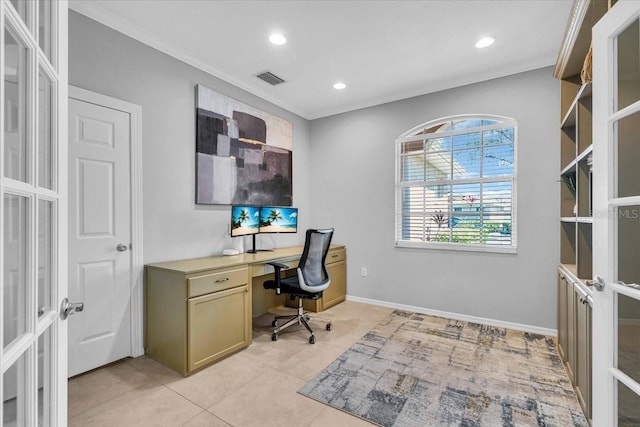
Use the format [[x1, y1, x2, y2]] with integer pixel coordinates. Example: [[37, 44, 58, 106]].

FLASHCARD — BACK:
[[561, 160, 577, 176], [560, 263, 578, 278], [559, 79, 592, 273], [576, 144, 593, 162], [561, 217, 593, 224], [560, 83, 592, 129]]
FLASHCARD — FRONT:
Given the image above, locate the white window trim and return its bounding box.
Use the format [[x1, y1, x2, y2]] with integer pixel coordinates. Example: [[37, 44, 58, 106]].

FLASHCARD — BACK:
[[395, 114, 518, 254]]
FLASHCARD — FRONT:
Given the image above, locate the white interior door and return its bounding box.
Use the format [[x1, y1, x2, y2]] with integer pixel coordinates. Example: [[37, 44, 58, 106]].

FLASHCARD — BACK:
[[1, 1, 68, 426], [592, 2, 640, 425], [67, 95, 132, 377]]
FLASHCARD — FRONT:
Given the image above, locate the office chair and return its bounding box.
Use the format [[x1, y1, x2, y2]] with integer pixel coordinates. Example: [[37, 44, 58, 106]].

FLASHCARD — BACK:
[[263, 228, 334, 344]]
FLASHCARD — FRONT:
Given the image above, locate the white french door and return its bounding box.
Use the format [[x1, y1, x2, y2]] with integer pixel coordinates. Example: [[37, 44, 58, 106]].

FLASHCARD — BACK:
[[1, 0, 67, 426], [592, 1, 640, 426]]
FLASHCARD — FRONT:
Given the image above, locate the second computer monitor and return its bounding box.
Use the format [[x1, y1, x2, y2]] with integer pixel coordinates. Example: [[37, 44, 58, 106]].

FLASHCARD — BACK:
[[259, 206, 298, 233]]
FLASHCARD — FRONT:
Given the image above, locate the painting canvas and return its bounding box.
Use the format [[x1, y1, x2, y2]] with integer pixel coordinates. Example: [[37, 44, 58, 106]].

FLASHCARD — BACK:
[[195, 84, 293, 205]]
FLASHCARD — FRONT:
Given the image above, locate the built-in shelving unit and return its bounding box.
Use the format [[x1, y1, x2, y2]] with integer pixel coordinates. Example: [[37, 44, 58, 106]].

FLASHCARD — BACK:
[[560, 82, 593, 280], [554, 1, 610, 423]]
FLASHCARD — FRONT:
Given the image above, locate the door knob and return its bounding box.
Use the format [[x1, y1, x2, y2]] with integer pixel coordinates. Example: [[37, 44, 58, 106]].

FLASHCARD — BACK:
[[615, 280, 640, 290], [116, 243, 129, 252], [586, 275, 605, 292], [60, 298, 84, 320]]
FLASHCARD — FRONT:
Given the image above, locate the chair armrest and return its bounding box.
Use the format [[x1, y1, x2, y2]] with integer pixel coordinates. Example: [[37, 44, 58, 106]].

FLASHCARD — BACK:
[[265, 262, 289, 295], [267, 261, 289, 271]]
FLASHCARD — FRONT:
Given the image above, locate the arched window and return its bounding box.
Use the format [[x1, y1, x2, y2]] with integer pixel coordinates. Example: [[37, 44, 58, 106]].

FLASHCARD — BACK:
[[395, 115, 517, 252]]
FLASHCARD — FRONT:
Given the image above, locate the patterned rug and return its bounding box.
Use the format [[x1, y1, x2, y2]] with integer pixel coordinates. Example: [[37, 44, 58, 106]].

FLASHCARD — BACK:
[[299, 310, 588, 427]]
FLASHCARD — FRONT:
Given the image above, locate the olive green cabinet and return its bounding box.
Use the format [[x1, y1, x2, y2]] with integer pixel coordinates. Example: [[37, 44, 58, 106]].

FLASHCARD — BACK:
[[557, 272, 572, 370], [188, 284, 250, 372], [145, 245, 347, 375], [322, 256, 347, 309], [145, 264, 251, 376], [557, 267, 592, 421], [574, 284, 592, 421]]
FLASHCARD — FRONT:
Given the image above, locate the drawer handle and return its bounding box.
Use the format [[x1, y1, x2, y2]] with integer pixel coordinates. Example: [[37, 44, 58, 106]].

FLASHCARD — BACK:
[[331, 254, 338, 258], [215, 278, 230, 283]]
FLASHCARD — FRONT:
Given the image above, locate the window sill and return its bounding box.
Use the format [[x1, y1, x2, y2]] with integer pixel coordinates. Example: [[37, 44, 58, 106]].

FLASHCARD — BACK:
[[395, 240, 517, 254]]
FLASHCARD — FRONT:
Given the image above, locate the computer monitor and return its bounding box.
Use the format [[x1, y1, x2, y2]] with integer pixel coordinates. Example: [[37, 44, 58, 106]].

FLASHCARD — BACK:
[[259, 206, 298, 234], [230, 205, 260, 237]]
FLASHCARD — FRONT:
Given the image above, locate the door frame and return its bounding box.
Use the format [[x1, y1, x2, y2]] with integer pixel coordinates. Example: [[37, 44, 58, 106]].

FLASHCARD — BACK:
[[68, 86, 144, 357]]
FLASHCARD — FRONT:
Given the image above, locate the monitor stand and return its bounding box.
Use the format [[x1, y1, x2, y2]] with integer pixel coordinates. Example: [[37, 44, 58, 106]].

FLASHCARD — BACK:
[[246, 234, 273, 253]]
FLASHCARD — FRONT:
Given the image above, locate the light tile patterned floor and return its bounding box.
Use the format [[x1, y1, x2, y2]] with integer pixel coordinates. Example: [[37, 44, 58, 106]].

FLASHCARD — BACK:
[[68, 301, 391, 426]]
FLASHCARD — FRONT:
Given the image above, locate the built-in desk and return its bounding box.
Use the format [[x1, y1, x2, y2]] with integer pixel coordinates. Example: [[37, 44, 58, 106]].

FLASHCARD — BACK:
[[144, 245, 346, 375]]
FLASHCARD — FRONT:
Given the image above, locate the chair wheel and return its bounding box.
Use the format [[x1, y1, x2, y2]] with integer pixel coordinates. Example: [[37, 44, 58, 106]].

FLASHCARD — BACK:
[[309, 335, 316, 344], [272, 333, 278, 341], [271, 320, 278, 327], [326, 323, 332, 331]]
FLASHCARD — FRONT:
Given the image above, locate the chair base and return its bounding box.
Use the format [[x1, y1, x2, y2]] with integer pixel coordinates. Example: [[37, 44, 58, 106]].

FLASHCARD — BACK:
[[270, 297, 332, 344]]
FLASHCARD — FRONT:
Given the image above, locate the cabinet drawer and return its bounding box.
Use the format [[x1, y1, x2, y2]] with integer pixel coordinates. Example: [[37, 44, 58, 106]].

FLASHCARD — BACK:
[[251, 258, 299, 277], [327, 249, 345, 264], [188, 267, 248, 298]]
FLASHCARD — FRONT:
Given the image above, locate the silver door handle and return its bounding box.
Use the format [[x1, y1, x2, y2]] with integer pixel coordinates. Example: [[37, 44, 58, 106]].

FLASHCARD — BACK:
[[60, 298, 84, 320], [586, 275, 605, 292], [616, 280, 640, 290], [116, 243, 128, 252]]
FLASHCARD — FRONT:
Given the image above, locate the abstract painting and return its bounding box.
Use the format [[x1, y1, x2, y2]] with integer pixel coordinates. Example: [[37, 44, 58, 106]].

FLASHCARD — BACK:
[[195, 84, 293, 205]]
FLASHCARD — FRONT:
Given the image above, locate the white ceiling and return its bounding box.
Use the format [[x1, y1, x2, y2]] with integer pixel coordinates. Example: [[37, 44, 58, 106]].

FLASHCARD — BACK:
[[69, 1, 572, 120]]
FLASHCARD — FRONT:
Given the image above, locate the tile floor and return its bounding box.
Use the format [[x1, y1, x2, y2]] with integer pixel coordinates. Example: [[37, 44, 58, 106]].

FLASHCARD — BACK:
[[68, 300, 392, 426]]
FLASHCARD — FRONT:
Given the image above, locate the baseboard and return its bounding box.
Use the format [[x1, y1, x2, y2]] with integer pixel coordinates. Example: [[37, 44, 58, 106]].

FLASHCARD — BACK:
[[346, 295, 557, 337]]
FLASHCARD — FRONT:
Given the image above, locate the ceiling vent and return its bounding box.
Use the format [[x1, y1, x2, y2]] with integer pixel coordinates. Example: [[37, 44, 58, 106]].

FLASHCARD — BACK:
[[256, 71, 285, 86]]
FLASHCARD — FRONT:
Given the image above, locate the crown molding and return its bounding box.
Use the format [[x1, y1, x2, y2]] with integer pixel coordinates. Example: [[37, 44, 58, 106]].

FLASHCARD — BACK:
[[554, 0, 591, 79], [311, 57, 555, 119], [554, 0, 609, 79], [70, 1, 567, 121]]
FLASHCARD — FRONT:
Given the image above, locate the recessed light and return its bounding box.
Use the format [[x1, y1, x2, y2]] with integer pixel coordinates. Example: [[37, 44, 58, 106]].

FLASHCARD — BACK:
[[269, 33, 286, 45], [333, 82, 346, 90], [475, 37, 495, 49]]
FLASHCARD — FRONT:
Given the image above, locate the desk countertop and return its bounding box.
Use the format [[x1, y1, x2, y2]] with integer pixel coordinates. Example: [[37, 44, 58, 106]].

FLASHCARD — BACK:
[[145, 244, 345, 275]]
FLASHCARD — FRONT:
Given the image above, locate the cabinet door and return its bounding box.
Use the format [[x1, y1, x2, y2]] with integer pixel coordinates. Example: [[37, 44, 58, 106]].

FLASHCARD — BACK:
[[558, 272, 569, 361], [188, 285, 250, 372], [575, 297, 592, 420], [566, 280, 577, 382], [322, 260, 346, 310]]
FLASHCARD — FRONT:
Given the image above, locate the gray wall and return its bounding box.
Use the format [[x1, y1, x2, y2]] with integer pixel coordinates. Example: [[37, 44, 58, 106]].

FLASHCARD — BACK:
[[309, 67, 560, 329], [69, 12, 311, 263]]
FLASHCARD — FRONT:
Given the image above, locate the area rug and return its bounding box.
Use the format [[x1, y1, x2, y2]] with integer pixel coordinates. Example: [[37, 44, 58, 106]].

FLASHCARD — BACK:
[[299, 310, 588, 427]]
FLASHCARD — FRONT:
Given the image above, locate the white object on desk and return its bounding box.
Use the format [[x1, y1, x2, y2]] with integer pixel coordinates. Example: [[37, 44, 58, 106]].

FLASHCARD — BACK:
[[222, 249, 240, 256]]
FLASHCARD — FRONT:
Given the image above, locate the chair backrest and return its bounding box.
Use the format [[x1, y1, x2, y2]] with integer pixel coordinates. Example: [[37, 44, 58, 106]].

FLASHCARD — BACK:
[[296, 228, 334, 293]]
